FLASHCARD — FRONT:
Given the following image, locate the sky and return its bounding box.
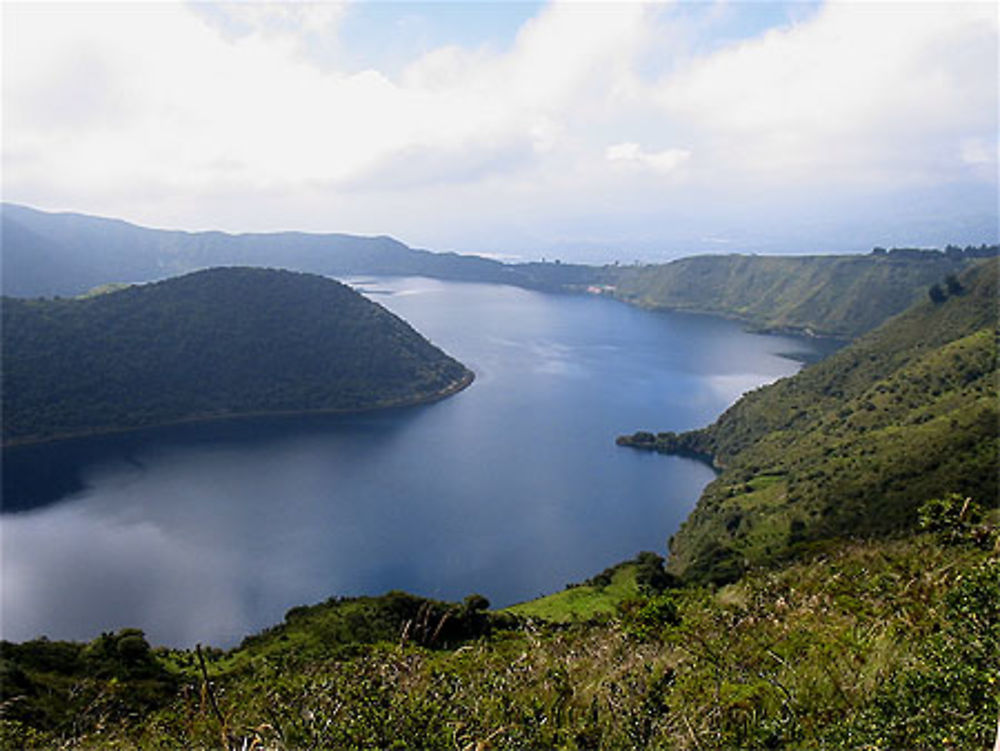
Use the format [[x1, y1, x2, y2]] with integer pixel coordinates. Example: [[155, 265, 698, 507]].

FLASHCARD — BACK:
[[3, 1, 998, 263]]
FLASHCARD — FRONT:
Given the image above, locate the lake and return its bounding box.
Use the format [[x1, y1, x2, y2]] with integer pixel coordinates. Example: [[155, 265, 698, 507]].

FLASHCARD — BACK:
[[1, 277, 831, 647]]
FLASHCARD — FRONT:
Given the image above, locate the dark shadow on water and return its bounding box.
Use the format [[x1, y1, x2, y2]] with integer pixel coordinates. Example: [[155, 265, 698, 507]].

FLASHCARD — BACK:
[[1, 404, 432, 514]]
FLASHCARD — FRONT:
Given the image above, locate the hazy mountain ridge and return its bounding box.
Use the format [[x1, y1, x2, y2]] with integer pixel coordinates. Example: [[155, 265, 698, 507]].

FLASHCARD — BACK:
[[2, 267, 472, 446], [6, 204, 995, 341], [1, 203, 598, 298], [621, 259, 999, 582]]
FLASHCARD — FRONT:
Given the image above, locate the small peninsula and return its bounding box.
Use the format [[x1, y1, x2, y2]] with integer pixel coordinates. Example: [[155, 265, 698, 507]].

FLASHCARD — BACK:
[[1, 267, 473, 446]]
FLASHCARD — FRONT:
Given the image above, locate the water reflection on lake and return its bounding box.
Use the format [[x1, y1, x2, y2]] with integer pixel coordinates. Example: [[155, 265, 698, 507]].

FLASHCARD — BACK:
[[2, 278, 830, 646]]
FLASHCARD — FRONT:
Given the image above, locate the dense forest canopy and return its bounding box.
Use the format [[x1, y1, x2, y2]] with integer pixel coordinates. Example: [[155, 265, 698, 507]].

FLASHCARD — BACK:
[[2, 267, 472, 445]]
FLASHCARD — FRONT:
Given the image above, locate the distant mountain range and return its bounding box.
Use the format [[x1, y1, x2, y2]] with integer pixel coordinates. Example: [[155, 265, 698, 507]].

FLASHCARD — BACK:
[[2, 267, 472, 446], [3, 203, 995, 341], [0, 203, 601, 298]]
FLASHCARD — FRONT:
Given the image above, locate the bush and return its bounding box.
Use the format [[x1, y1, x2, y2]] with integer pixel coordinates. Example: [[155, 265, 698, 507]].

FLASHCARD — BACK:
[[918, 494, 991, 546]]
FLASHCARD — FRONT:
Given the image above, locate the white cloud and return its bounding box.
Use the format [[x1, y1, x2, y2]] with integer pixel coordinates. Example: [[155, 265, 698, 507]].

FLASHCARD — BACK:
[[1, 1, 996, 254], [653, 1, 999, 186], [606, 142, 691, 174], [960, 137, 999, 166]]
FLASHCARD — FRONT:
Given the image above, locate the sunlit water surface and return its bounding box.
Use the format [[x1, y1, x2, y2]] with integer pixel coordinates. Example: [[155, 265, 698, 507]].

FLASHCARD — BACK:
[[2, 278, 832, 646]]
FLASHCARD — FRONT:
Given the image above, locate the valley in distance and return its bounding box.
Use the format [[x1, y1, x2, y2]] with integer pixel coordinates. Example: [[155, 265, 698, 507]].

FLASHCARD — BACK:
[[0, 205, 998, 749]]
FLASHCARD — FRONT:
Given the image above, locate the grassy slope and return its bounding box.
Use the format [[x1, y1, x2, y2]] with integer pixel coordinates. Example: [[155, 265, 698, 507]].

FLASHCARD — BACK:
[[637, 260, 998, 582], [3, 532, 996, 750], [505, 563, 642, 623], [611, 252, 976, 338]]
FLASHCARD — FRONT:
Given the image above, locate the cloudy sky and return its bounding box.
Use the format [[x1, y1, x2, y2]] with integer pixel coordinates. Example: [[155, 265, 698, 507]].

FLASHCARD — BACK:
[[3, 1, 997, 262]]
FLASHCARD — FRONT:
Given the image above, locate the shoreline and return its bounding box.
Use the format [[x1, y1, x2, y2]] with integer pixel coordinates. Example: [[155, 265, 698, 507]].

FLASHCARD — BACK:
[[609, 294, 853, 343], [2, 369, 475, 450]]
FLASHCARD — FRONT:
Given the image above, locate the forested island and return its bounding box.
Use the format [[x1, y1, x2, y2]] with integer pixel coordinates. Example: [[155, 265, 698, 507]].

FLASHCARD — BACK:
[[2, 267, 472, 446]]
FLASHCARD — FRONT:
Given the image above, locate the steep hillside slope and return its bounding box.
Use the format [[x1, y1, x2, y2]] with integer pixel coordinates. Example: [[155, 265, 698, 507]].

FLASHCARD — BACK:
[[611, 251, 980, 338], [621, 260, 998, 582], [2, 267, 472, 445]]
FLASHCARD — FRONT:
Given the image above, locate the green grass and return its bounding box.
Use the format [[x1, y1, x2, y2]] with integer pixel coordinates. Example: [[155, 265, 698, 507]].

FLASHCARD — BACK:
[[611, 252, 979, 338], [505, 563, 642, 622]]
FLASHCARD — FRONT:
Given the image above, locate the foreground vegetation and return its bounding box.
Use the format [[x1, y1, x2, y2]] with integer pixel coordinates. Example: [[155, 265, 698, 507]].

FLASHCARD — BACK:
[[2, 267, 471, 446], [621, 259, 998, 583], [2, 508, 997, 749]]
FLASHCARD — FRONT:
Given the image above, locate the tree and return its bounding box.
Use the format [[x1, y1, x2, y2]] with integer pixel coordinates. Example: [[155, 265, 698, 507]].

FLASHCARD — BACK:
[[462, 594, 490, 613], [944, 274, 964, 296], [928, 284, 946, 304]]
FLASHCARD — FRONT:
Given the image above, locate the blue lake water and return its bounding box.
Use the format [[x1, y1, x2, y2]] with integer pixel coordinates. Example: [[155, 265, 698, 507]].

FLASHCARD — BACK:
[[1, 277, 830, 647]]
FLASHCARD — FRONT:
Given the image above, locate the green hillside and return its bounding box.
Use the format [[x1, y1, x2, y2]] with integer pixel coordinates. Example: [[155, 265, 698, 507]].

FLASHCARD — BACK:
[[2, 267, 472, 445], [620, 260, 998, 582], [610, 250, 984, 338], [3, 207, 999, 747]]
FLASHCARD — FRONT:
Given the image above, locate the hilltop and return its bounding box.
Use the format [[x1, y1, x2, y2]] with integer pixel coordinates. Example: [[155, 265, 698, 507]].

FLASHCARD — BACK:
[[2, 267, 472, 446], [620, 259, 998, 583]]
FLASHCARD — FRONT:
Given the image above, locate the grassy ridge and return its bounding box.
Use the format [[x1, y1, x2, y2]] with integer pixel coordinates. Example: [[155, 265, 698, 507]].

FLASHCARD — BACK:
[[611, 251, 979, 338], [621, 260, 998, 583], [504, 564, 642, 623], [505, 552, 675, 623]]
